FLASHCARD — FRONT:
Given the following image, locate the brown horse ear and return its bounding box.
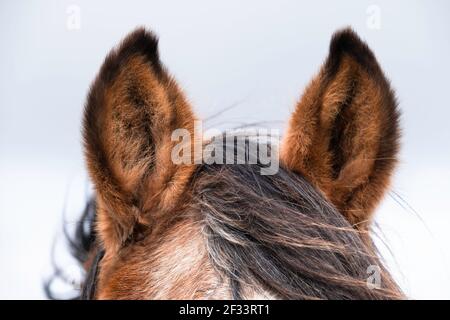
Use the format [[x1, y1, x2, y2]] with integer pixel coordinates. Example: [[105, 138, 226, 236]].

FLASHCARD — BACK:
[[282, 28, 400, 231], [83, 28, 196, 251]]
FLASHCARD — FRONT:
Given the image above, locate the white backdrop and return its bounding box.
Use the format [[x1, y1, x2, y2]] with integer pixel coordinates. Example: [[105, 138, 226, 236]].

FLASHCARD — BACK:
[[1, 0, 449, 299]]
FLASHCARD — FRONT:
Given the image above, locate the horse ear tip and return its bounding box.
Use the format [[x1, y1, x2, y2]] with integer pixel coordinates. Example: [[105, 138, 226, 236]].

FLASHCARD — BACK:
[[122, 26, 160, 57], [330, 27, 365, 52], [129, 26, 159, 43], [91, 27, 162, 89], [327, 27, 379, 74]]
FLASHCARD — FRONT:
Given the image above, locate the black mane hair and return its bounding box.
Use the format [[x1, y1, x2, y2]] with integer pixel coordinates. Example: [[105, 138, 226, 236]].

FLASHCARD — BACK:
[[44, 199, 98, 299]]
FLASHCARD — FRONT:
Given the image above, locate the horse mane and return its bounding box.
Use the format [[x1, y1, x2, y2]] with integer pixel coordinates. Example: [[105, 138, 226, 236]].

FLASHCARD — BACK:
[[44, 198, 97, 299], [46, 137, 402, 299]]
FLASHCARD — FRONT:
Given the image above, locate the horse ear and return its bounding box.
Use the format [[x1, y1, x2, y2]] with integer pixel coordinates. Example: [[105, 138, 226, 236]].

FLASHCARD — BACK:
[[281, 28, 400, 231], [83, 28, 196, 251]]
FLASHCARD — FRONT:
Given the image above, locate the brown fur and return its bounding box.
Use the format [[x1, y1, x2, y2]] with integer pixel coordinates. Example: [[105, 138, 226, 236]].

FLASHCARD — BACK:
[[83, 28, 197, 252], [97, 219, 229, 299], [79, 27, 402, 300], [282, 28, 400, 233]]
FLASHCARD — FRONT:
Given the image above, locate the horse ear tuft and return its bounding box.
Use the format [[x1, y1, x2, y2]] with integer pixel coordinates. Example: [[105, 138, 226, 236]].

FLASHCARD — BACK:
[[326, 27, 380, 77], [99, 27, 163, 83], [282, 28, 400, 232]]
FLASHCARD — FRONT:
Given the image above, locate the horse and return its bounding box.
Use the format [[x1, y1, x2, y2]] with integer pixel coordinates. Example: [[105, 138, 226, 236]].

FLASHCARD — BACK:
[[52, 27, 403, 299]]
